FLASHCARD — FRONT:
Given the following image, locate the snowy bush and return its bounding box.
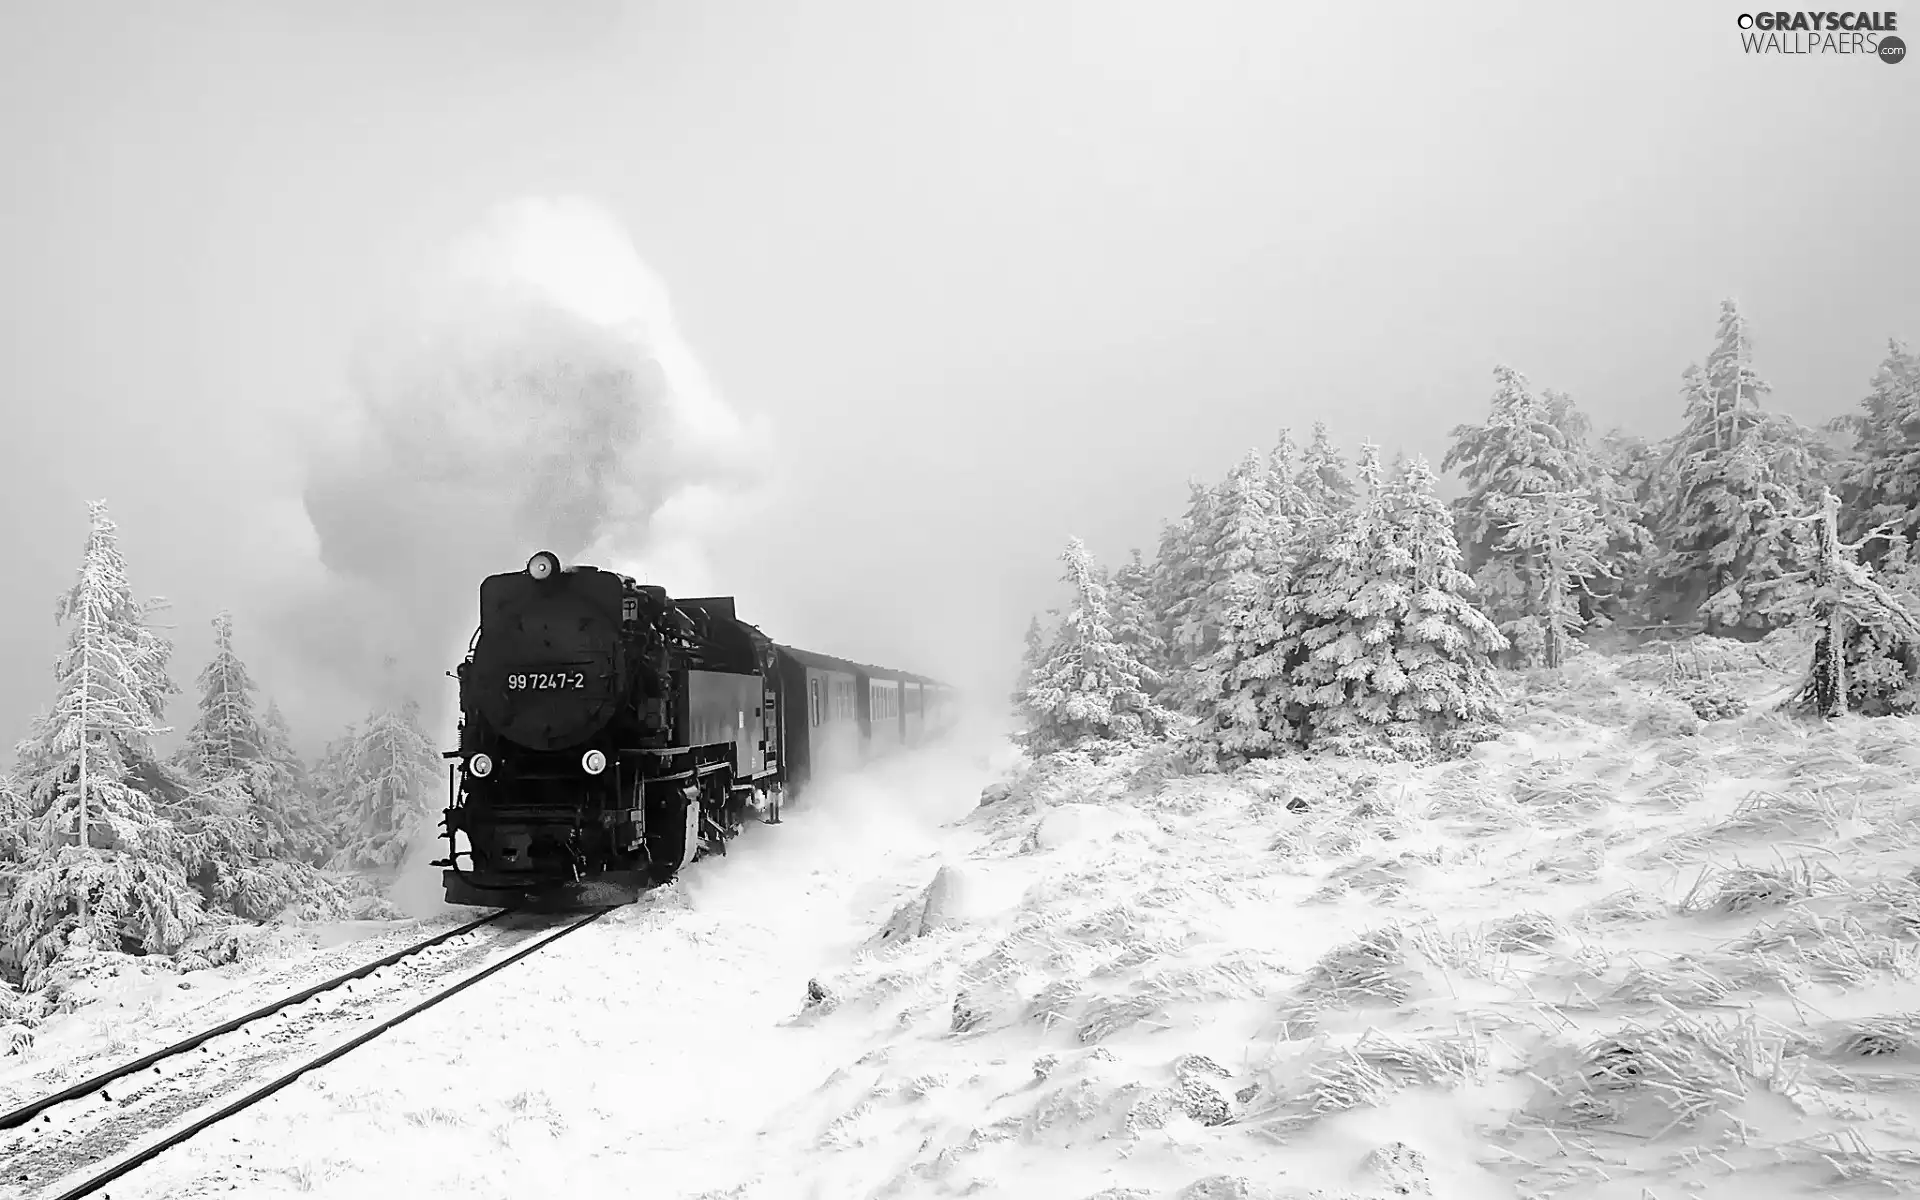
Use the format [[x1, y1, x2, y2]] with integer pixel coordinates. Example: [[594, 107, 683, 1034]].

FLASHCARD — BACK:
[[1667, 678, 1747, 721]]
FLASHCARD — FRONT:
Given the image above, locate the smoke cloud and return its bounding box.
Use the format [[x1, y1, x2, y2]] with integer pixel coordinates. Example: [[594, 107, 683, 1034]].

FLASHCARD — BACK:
[[274, 196, 771, 734]]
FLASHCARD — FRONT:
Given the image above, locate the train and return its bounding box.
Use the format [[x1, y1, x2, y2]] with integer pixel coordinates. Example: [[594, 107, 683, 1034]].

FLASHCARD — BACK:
[[434, 550, 957, 907]]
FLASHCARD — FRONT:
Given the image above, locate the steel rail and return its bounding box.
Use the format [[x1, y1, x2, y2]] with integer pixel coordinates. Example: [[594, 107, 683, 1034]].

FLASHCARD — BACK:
[[43, 905, 617, 1200]]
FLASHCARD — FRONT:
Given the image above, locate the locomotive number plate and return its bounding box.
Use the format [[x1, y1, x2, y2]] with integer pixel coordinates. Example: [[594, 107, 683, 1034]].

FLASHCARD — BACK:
[[506, 670, 588, 691]]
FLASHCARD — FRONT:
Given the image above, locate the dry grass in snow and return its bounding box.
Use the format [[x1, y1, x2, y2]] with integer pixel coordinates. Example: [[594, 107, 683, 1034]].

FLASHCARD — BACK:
[[27, 639, 1920, 1199], [720, 643, 1920, 1199]]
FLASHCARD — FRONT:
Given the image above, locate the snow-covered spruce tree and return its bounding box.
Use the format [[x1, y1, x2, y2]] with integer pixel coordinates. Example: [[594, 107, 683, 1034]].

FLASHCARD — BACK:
[[0, 769, 26, 866], [4, 502, 202, 986], [1653, 300, 1828, 636], [1831, 339, 1920, 558], [310, 722, 360, 851], [1153, 480, 1218, 693], [329, 701, 442, 870], [1106, 549, 1168, 696], [1017, 538, 1172, 754], [1482, 485, 1609, 668], [258, 701, 329, 864], [1787, 489, 1920, 718], [1273, 447, 1506, 760], [1591, 428, 1667, 624], [177, 612, 264, 780], [1190, 439, 1319, 752], [1011, 613, 1053, 715], [1295, 421, 1356, 517], [1176, 449, 1282, 711], [1442, 365, 1612, 664], [1803, 342, 1920, 709], [170, 613, 340, 918]]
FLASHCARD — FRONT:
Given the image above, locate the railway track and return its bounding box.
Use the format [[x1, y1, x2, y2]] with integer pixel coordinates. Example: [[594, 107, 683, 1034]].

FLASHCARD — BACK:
[[0, 906, 614, 1200]]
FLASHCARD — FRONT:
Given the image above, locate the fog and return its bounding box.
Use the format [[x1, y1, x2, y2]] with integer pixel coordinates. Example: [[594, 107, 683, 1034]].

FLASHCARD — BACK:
[[2, 0, 1917, 754]]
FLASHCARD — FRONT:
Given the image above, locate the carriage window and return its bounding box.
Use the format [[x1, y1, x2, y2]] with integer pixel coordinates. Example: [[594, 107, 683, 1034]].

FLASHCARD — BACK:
[[809, 678, 820, 727]]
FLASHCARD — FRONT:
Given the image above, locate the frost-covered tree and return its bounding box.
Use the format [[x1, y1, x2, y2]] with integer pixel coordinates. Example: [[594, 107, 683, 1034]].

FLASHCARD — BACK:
[[1831, 340, 1920, 557], [1443, 366, 1613, 663], [178, 612, 264, 780], [1266, 429, 1314, 527], [1295, 421, 1355, 516], [1011, 614, 1052, 713], [258, 701, 328, 863], [1272, 447, 1506, 759], [1654, 300, 1826, 635], [169, 613, 336, 912], [1106, 549, 1167, 694], [311, 722, 359, 845], [1018, 538, 1172, 753], [1161, 449, 1284, 712], [1189, 440, 1316, 736], [330, 701, 441, 870], [1482, 486, 1609, 667], [4, 502, 201, 985], [0, 769, 26, 865], [1154, 480, 1218, 686]]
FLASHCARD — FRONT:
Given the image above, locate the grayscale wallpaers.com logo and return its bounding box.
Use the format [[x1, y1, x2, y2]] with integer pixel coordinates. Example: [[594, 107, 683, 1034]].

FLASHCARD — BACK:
[[1736, 10, 1905, 60]]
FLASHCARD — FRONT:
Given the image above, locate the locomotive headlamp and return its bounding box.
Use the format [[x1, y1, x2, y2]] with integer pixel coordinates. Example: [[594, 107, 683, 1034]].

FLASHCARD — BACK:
[[468, 753, 493, 778], [581, 749, 607, 775], [527, 551, 560, 580]]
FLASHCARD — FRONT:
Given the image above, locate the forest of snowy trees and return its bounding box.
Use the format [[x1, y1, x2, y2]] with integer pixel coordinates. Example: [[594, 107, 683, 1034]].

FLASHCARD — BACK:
[[1014, 300, 1920, 761], [5, 298, 1916, 1001], [0, 502, 443, 991]]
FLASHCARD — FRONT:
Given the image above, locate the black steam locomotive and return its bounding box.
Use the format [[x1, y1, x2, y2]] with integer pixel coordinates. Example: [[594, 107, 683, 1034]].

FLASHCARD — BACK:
[[435, 550, 954, 907]]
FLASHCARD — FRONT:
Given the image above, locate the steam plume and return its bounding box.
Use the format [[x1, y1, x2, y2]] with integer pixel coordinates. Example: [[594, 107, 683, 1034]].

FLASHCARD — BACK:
[[277, 196, 769, 732]]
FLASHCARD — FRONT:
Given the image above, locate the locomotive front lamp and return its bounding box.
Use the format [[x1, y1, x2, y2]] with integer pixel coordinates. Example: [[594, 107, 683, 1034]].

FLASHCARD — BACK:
[[582, 749, 608, 775], [468, 753, 493, 778], [527, 551, 560, 580]]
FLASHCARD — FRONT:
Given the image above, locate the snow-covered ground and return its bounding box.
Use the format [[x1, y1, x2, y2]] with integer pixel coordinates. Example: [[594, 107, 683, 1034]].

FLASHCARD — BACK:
[[11, 642, 1920, 1199]]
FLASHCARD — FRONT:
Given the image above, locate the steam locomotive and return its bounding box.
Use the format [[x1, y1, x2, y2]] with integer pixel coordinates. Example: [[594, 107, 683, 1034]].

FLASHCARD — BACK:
[[434, 551, 955, 907]]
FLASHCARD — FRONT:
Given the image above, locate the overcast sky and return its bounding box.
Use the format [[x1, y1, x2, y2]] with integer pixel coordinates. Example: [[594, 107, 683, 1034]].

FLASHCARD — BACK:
[[2, 0, 1917, 755]]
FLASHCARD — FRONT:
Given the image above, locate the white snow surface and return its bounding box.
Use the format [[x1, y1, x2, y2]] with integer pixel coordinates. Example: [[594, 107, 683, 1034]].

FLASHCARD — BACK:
[[9, 649, 1920, 1199]]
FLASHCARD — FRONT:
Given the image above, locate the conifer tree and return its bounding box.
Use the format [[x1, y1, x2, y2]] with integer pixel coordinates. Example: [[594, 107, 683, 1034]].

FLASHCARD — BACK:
[[1592, 428, 1667, 621], [1273, 447, 1506, 758], [1017, 538, 1171, 753], [4, 502, 201, 985], [1483, 486, 1608, 667], [312, 722, 360, 846], [1106, 549, 1167, 694], [1011, 614, 1052, 714], [330, 701, 441, 870], [1153, 481, 1218, 689], [1831, 339, 1920, 556], [1267, 428, 1313, 525], [1442, 366, 1612, 663], [1200, 451, 1281, 611], [1295, 421, 1355, 516], [1655, 300, 1825, 634], [1170, 450, 1279, 710], [178, 612, 264, 780], [1192, 443, 1313, 720], [169, 613, 336, 910], [259, 701, 328, 863], [0, 769, 25, 865]]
